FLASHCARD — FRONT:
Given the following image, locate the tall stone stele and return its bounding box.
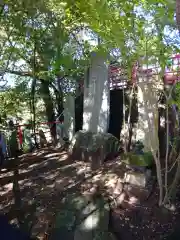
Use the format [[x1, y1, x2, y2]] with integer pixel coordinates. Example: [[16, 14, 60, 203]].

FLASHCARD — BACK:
[[64, 94, 75, 141], [135, 70, 162, 154], [83, 52, 110, 133]]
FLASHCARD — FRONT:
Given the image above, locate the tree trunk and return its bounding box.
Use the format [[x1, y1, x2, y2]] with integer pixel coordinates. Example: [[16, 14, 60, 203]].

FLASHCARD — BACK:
[[164, 158, 180, 203], [40, 80, 56, 140], [57, 78, 64, 121]]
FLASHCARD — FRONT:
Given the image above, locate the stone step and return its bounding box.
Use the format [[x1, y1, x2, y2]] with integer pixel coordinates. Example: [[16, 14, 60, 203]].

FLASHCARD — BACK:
[[49, 193, 117, 240], [123, 170, 151, 188], [123, 183, 150, 202]]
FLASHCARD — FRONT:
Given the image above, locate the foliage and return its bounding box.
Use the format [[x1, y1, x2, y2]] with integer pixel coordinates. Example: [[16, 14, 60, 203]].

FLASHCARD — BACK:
[[0, 82, 30, 120], [0, 0, 90, 131], [173, 83, 180, 108], [0, 0, 178, 89], [122, 152, 153, 167]]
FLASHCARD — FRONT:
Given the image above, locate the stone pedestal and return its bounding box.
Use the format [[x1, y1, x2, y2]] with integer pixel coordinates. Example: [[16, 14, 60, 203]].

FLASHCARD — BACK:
[[69, 130, 121, 168], [83, 52, 109, 133]]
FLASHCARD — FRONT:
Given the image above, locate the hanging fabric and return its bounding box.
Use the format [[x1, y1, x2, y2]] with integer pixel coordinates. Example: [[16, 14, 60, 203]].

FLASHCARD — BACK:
[[17, 126, 23, 147]]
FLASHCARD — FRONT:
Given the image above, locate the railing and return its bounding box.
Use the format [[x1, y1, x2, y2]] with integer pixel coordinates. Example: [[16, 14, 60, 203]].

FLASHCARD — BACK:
[[16, 108, 74, 148]]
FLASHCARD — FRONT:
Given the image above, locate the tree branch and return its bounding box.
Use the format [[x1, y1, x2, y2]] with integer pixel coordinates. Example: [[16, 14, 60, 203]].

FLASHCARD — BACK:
[[0, 3, 5, 17], [2, 70, 33, 77]]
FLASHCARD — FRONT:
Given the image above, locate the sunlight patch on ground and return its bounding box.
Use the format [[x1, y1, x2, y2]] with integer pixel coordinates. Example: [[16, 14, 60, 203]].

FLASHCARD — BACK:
[[0, 170, 13, 179], [29, 163, 43, 168], [28, 199, 36, 205], [59, 153, 68, 160], [55, 176, 73, 184], [105, 176, 119, 188], [23, 181, 39, 188], [65, 180, 79, 190], [59, 163, 75, 171], [45, 152, 67, 159], [1, 168, 10, 173], [46, 183, 55, 189], [18, 179, 28, 185], [36, 206, 46, 213], [93, 173, 102, 180], [74, 162, 91, 175], [45, 172, 59, 180], [82, 213, 99, 230], [55, 177, 74, 190], [76, 166, 90, 175], [33, 150, 46, 157], [41, 161, 49, 167], [0, 183, 13, 195], [45, 157, 60, 161], [19, 168, 33, 174], [0, 198, 14, 210], [10, 218, 18, 225]]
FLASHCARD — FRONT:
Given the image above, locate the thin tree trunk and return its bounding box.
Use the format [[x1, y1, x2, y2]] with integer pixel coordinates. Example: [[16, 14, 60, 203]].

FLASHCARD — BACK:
[[164, 156, 180, 203], [165, 105, 169, 195], [127, 84, 135, 151], [57, 78, 64, 120], [40, 80, 56, 140], [31, 82, 38, 147], [122, 88, 127, 152]]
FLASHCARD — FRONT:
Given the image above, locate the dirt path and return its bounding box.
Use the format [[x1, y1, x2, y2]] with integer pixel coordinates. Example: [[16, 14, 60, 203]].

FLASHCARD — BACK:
[[0, 148, 124, 238], [0, 147, 180, 239]]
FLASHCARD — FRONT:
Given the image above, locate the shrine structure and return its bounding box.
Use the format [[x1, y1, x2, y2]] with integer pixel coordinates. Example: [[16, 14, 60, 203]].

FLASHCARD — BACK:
[[81, 53, 180, 152]]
